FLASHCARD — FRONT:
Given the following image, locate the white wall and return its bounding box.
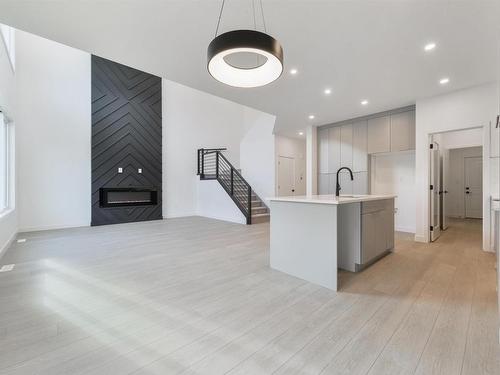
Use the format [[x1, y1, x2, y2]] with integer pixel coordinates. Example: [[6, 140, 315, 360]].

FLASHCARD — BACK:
[[197, 180, 246, 224], [240, 108, 276, 202], [306, 126, 318, 195], [9, 32, 275, 232], [0, 25, 16, 256], [275, 135, 306, 196], [415, 82, 498, 249], [371, 152, 416, 233], [446, 146, 482, 218], [438, 128, 483, 149], [163, 79, 276, 220], [16, 30, 91, 231]]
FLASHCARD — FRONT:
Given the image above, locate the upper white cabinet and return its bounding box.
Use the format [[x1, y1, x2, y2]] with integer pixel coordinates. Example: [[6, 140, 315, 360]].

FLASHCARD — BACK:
[[490, 120, 499, 158], [318, 128, 329, 173], [328, 126, 341, 173], [352, 120, 368, 172], [367, 116, 391, 154], [390, 111, 415, 152], [340, 124, 353, 169]]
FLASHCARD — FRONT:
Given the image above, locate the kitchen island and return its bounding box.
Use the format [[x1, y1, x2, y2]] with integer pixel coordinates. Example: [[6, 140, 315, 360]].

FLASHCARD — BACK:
[[268, 194, 396, 291]]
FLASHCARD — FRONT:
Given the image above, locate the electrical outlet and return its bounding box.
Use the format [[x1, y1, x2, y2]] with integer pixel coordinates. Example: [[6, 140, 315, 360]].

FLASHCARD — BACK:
[[138, 168, 142, 174], [118, 167, 123, 173]]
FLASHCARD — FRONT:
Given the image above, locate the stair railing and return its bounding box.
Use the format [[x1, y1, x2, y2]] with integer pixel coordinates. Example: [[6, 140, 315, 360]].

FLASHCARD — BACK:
[[197, 148, 252, 224]]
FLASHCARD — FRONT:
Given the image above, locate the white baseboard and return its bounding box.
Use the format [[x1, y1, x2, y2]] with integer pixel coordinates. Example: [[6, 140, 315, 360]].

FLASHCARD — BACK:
[[0, 231, 17, 260], [18, 222, 90, 233], [414, 234, 428, 243], [163, 212, 197, 219], [196, 214, 246, 225], [395, 226, 416, 234]]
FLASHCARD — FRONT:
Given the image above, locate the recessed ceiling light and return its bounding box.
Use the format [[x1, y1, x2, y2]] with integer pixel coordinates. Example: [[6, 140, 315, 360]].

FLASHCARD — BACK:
[[439, 77, 449, 85], [424, 42, 436, 51], [308, 115, 315, 120], [290, 68, 298, 75], [361, 100, 369, 105], [324, 88, 332, 95], [298, 131, 304, 136]]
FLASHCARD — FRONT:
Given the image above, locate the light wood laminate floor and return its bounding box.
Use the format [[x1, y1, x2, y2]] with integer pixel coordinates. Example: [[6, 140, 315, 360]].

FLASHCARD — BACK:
[[0, 217, 498, 374]]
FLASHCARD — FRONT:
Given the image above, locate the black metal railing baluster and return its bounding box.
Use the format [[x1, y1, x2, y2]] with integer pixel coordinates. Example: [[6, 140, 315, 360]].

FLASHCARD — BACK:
[[215, 151, 219, 179], [247, 186, 252, 225], [230, 168, 234, 195]]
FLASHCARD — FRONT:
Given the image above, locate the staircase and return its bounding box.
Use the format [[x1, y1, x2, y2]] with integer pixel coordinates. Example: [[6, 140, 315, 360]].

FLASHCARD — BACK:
[[197, 148, 270, 224]]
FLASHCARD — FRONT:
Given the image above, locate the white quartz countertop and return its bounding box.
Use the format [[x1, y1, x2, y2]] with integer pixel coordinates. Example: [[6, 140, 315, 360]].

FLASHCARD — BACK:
[[267, 194, 397, 205]]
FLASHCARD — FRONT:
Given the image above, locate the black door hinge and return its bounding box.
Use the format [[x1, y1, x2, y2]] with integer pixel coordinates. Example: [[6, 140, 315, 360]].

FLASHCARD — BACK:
[[430, 226, 434, 231], [430, 184, 434, 190], [430, 143, 434, 149]]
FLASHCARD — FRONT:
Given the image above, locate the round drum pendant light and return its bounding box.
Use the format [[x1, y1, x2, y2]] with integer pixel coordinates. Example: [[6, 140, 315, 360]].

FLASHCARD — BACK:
[[208, 30, 283, 88], [207, 0, 284, 88]]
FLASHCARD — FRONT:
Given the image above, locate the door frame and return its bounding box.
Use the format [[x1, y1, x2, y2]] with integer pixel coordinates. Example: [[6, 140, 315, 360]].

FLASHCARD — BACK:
[[277, 155, 296, 196], [429, 141, 441, 241], [427, 125, 490, 251]]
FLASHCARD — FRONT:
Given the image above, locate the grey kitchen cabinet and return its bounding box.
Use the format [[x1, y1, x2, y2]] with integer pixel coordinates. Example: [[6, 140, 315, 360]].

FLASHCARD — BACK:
[[352, 120, 368, 172], [340, 124, 353, 169], [390, 110, 415, 152], [337, 198, 395, 273], [328, 126, 341, 173], [367, 116, 391, 154], [360, 199, 394, 267], [318, 128, 329, 173]]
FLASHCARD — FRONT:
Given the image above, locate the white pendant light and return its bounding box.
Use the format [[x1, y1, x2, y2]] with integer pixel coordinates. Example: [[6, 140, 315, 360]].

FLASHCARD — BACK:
[[207, 0, 284, 88]]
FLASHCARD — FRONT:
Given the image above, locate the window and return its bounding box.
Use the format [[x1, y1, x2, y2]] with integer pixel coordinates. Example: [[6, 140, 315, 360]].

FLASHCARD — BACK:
[[0, 23, 15, 71], [0, 113, 11, 213]]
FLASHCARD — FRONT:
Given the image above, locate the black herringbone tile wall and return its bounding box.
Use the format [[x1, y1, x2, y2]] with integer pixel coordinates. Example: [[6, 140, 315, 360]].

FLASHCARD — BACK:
[[91, 55, 162, 226]]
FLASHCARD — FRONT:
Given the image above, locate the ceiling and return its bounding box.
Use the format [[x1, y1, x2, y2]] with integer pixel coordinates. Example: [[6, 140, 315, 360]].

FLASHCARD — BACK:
[[0, 0, 499, 137]]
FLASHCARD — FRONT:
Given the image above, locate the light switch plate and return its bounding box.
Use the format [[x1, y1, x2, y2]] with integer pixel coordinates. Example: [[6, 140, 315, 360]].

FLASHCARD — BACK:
[[118, 167, 123, 173]]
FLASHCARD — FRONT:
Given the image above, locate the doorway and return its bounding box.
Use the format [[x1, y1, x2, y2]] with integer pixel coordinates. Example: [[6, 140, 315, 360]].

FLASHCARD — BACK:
[[429, 128, 484, 243], [277, 156, 295, 196]]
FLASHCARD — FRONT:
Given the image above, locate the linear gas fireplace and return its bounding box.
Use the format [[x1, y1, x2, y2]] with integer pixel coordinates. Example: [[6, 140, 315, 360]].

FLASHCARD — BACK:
[[99, 187, 158, 208]]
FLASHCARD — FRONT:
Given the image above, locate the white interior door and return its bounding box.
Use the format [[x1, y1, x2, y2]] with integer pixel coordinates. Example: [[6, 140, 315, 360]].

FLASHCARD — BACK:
[[464, 156, 483, 218], [430, 143, 441, 241], [278, 156, 295, 196], [440, 149, 449, 230]]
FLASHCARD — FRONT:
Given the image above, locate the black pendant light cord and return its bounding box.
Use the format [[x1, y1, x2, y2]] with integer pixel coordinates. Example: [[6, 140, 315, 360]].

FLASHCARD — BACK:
[[259, 0, 267, 33], [215, 0, 226, 37], [215, 0, 268, 37]]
